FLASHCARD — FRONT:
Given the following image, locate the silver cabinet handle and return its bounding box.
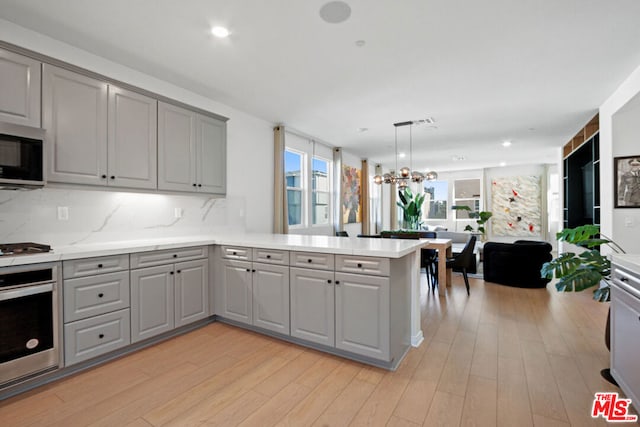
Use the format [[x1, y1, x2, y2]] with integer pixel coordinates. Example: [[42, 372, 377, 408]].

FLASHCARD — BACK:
[[0, 283, 53, 301]]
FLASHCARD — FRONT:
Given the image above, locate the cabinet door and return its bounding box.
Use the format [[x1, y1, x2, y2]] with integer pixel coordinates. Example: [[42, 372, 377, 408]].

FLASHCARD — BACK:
[[0, 48, 41, 127], [253, 263, 289, 334], [335, 272, 390, 361], [175, 259, 209, 327], [43, 64, 108, 185], [610, 282, 640, 406], [108, 86, 157, 189], [219, 259, 252, 324], [130, 264, 174, 343], [196, 114, 226, 194], [158, 101, 196, 192], [290, 267, 334, 346]]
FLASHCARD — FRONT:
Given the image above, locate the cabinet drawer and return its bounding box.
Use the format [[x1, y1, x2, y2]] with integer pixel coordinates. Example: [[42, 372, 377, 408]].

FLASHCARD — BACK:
[[252, 248, 289, 265], [64, 271, 130, 322], [63, 254, 129, 279], [64, 308, 131, 366], [221, 246, 252, 261], [130, 246, 208, 268], [290, 252, 335, 271], [335, 255, 389, 277]]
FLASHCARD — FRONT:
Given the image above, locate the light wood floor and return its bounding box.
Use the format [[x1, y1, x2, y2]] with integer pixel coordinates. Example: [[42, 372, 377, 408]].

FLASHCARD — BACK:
[[1, 274, 633, 426]]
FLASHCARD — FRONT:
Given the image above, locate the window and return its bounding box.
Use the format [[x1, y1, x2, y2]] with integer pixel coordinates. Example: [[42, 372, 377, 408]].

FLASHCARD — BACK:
[[454, 178, 481, 219], [284, 133, 334, 229], [285, 149, 304, 226], [312, 157, 330, 225], [423, 180, 448, 220]]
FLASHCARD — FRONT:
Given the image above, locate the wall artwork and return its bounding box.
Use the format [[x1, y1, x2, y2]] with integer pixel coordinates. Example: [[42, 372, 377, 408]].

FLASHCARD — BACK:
[[491, 176, 542, 236], [614, 156, 640, 208], [342, 165, 362, 223]]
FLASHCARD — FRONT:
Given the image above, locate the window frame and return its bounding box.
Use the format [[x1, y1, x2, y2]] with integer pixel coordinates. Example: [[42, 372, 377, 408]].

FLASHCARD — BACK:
[[311, 155, 332, 227], [453, 178, 482, 220], [285, 148, 306, 228]]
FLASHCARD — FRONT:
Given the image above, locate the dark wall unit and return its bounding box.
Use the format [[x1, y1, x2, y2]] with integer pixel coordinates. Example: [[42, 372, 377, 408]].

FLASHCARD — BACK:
[[564, 134, 599, 228]]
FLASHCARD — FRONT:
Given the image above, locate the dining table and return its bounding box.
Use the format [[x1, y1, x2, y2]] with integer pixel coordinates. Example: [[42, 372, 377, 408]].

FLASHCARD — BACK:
[[422, 238, 453, 296]]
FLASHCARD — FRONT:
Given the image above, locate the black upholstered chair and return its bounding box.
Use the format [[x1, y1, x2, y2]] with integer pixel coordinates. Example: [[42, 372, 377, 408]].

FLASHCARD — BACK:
[[418, 231, 438, 291], [380, 231, 421, 239], [482, 240, 552, 288], [439, 235, 476, 296], [335, 231, 349, 237]]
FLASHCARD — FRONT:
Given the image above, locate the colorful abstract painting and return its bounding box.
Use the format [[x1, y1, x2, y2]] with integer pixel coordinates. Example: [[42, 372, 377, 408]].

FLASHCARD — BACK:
[[491, 176, 541, 236], [342, 165, 362, 224]]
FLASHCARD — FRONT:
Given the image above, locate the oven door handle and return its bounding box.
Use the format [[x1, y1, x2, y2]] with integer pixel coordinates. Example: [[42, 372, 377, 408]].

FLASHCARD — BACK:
[[0, 283, 54, 301]]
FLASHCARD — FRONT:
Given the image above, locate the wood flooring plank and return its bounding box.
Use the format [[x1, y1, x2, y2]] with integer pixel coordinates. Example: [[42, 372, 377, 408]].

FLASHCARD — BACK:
[[349, 371, 410, 427], [392, 378, 437, 425], [385, 415, 421, 427], [497, 357, 533, 427], [252, 349, 321, 397], [460, 375, 497, 426], [520, 339, 569, 423], [238, 382, 312, 427], [311, 377, 376, 427], [195, 390, 269, 427], [423, 391, 465, 427], [532, 414, 571, 427], [548, 354, 599, 427], [275, 362, 361, 426], [0, 390, 63, 426], [436, 330, 475, 397]]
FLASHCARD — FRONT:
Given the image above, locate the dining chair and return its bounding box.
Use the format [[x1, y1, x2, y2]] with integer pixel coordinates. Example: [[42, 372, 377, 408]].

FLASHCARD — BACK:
[[439, 235, 477, 296], [418, 231, 438, 291], [380, 231, 421, 239], [335, 231, 349, 237]]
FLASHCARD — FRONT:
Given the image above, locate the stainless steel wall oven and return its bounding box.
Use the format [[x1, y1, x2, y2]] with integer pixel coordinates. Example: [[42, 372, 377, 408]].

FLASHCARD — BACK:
[[0, 263, 59, 386]]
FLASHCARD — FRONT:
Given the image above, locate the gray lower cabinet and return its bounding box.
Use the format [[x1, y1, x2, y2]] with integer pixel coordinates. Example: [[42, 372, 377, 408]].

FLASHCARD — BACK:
[[130, 264, 175, 343], [335, 272, 390, 361], [290, 267, 334, 347], [62, 255, 131, 366], [175, 259, 209, 327], [253, 263, 289, 334], [64, 309, 130, 366], [219, 259, 253, 324], [131, 255, 209, 342], [0, 48, 41, 127]]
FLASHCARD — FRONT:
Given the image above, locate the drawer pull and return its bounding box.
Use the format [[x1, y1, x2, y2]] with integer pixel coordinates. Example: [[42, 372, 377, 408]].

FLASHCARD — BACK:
[[170, 271, 174, 275], [246, 268, 250, 272], [335, 280, 340, 285], [177, 270, 181, 273], [327, 279, 332, 283], [97, 263, 103, 268], [252, 269, 256, 273], [99, 334, 105, 339], [308, 259, 312, 263], [357, 263, 363, 268], [621, 277, 629, 282], [266, 254, 271, 259], [98, 293, 104, 298], [232, 251, 237, 255], [173, 254, 178, 258]]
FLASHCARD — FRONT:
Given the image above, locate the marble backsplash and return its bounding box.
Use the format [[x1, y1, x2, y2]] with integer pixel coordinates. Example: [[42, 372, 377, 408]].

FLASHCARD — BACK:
[[0, 187, 245, 247]]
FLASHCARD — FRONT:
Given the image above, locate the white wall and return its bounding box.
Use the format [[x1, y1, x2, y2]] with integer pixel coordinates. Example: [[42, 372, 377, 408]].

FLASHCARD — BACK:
[[0, 19, 274, 241], [600, 62, 640, 254]]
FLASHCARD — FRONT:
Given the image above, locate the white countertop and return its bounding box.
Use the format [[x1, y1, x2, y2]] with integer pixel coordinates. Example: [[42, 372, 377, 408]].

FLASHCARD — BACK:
[[611, 254, 640, 273], [0, 233, 433, 267]]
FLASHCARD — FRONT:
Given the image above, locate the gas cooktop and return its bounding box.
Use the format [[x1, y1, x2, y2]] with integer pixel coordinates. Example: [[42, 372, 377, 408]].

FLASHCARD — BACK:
[[0, 242, 51, 256]]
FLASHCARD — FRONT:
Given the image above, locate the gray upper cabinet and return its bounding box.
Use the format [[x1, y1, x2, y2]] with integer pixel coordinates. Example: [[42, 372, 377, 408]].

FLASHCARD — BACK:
[[0, 48, 41, 128], [44, 64, 158, 189], [43, 64, 108, 185], [197, 114, 226, 194], [158, 101, 226, 194], [108, 86, 157, 189], [157, 101, 196, 192]]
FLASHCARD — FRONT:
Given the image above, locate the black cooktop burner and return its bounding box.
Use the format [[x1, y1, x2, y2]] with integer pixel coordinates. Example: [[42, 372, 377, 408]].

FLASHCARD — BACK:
[[0, 242, 51, 256]]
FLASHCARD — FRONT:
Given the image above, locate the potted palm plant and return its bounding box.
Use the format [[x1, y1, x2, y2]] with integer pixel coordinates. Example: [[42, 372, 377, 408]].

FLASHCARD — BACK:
[[541, 224, 625, 384], [397, 187, 425, 230]]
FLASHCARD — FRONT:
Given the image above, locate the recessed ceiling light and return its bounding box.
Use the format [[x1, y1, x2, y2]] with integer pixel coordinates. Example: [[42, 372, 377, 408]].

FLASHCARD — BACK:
[[452, 155, 465, 161], [398, 152, 406, 159], [211, 26, 230, 38], [319, 1, 352, 23], [357, 127, 368, 133], [502, 140, 512, 147], [499, 162, 507, 167], [355, 40, 366, 47]]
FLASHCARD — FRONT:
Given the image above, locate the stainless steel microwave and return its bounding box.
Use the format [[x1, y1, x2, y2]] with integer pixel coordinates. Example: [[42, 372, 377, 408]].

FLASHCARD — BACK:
[[0, 122, 45, 188]]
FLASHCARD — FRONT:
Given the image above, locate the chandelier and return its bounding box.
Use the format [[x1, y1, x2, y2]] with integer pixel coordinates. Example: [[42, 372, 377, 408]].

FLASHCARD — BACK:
[[373, 120, 438, 188]]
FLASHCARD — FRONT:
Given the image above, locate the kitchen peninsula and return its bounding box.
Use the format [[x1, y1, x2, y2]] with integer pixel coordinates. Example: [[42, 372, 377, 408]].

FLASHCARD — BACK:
[[0, 233, 438, 399]]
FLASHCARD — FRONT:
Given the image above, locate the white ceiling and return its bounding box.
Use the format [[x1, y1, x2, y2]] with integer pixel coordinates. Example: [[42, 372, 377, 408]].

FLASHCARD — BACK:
[[2, 0, 640, 172]]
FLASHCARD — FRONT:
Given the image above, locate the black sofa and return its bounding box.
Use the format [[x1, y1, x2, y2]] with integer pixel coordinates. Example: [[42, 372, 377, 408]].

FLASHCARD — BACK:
[[482, 240, 553, 288]]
